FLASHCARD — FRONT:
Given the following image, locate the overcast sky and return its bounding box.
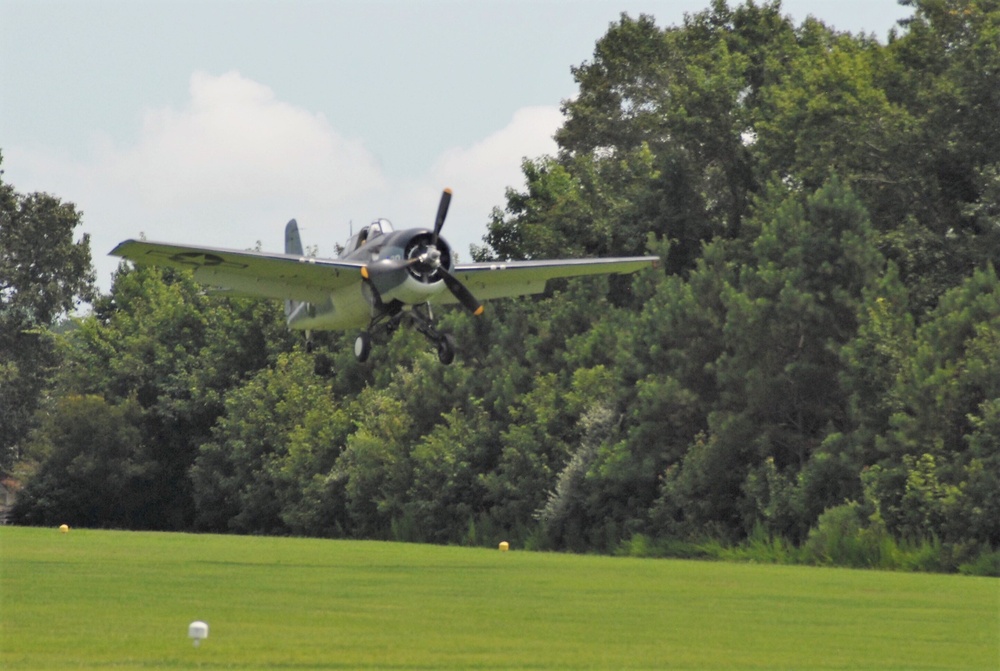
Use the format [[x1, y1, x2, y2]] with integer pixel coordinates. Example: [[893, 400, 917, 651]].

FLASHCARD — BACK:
[[1, 1, 913, 291]]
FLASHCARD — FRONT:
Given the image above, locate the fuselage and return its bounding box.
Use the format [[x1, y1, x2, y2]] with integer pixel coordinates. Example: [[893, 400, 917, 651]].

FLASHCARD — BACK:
[[285, 219, 455, 331]]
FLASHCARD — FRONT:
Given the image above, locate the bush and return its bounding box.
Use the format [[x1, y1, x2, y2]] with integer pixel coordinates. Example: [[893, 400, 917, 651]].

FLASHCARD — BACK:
[[958, 549, 1000, 577], [896, 536, 946, 573], [803, 503, 896, 569], [617, 533, 654, 558], [719, 523, 802, 564]]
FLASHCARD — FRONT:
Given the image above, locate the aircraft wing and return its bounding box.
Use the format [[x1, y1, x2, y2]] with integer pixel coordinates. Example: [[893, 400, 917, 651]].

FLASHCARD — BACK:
[[444, 256, 659, 303], [110, 240, 365, 303]]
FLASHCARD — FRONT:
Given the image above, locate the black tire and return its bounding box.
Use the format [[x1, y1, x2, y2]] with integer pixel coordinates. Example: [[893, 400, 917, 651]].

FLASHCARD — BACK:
[[354, 332, 372, 363], [437, 333, 456, 365]]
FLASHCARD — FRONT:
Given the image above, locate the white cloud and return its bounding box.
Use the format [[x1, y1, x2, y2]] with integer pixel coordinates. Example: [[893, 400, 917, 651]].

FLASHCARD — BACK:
[[404, 105, 563, 258], [5, 72, 563, 290], [429, 106, 562, 189], [112, 71, 385, 209]]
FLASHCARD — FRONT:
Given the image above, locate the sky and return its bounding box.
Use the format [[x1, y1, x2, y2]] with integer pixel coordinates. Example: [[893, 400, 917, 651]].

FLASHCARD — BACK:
[[1, 1, 914, 292]]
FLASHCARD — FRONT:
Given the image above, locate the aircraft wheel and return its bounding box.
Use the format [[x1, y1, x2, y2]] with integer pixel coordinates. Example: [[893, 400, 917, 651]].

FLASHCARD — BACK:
[[354, 332, 372, 363], [437, 333, 456, 365]]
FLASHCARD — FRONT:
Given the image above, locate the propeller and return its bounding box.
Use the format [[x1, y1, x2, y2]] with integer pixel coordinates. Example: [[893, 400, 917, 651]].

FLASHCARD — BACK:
[[361, 188, 483, 316], [432, 188, 452, 247], [440, 267, 484, 315], [428, 188, 483, 315]]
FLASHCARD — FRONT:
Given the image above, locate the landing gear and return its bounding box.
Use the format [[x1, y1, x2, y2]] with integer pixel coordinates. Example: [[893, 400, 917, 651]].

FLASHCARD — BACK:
[[437, 333, 456, 365], [354, 331, 372, 363], [355, 303, 458, 364], [409, 304, 457, 365]]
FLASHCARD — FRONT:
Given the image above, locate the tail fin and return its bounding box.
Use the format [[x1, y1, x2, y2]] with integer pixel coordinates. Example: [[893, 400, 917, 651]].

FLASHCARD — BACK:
[[284, 219, 302, 318], [285, 219, 304, 256]]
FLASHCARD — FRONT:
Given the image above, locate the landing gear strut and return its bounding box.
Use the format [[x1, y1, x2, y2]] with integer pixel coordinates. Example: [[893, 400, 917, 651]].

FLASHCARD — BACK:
[[408, 303, 457, 365], [355, 303, 457, 365]]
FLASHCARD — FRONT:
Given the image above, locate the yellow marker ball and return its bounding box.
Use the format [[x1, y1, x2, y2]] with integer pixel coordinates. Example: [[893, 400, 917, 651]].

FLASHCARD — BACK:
[[499, 541, 509, 552], [59, 524, 69, 533]]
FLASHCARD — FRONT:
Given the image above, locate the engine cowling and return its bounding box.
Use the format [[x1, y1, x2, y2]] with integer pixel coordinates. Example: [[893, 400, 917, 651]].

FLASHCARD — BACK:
[[361, 229, 454, 306], [403, 231, 453, 283]]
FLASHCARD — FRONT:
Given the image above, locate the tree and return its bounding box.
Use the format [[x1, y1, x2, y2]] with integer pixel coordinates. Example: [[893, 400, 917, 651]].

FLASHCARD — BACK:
[[190, 352, 346, 534], [755, 33, 916, 220], [0, 152, 94, 470], [655, 176, 884, 541], [405, 403, 492, 544], [557, 3, 804, 242], [332, 387, 415, 539], [862, 266, 1000, 547], [44, 263, 292, 529], [10, 395, 146, 528], [880, 0, 1000, 308], [538, 400, 620, 552]]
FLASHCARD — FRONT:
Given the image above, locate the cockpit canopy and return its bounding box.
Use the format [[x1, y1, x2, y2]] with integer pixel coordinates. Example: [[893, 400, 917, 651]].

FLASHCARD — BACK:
[[345, 219, 394, 254]]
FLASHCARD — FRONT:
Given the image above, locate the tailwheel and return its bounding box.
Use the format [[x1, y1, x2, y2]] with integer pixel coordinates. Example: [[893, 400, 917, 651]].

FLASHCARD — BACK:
[[437, 333, 456, 365], [354, 331, 372, 363]]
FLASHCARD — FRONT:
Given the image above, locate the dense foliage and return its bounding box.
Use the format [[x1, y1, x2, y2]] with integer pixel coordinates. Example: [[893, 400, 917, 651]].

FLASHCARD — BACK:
[[1, 150, 94, 473], [7, 1, 999, 573]]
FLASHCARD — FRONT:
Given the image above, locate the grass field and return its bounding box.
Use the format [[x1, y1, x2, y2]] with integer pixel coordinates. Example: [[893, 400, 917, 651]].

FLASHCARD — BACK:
[[2, 526, 997, 670]]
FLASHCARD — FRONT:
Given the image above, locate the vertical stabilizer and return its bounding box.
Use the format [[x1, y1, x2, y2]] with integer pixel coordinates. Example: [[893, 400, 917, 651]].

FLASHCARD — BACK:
[[284, 219, 302, 318], [285, 219, 304, 256]]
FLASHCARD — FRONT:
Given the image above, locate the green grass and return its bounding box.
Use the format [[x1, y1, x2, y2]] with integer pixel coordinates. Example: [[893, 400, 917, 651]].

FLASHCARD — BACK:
[[2, 527, 997, 670]]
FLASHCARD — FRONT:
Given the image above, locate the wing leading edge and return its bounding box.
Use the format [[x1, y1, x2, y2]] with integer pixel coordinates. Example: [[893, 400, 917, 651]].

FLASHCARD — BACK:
[[443, 256, 660, 303], [110, 240, 364, 303]]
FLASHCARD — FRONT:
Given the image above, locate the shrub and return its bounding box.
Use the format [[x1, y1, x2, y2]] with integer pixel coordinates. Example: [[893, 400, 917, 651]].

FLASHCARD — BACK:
[[720, 523, 802, 564], [958, 548, 1000, 577], [803, 502, 895, 569]]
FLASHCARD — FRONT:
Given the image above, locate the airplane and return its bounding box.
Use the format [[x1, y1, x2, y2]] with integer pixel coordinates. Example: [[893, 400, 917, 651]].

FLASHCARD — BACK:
[[111, 189, 659, 364]]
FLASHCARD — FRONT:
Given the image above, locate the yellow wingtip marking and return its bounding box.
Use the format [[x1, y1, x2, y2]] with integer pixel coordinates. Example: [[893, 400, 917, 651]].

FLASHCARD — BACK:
[[474, 305, 485, 316], [361, 266, 369, 280]]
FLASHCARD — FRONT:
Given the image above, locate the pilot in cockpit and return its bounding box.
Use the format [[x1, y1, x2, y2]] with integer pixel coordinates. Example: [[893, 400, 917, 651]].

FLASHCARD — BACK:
[[368, 219, 392, 239], [349, 219, 394, 253]]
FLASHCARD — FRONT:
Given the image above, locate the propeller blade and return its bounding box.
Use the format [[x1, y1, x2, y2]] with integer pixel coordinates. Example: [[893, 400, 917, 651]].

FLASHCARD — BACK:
[[432, 188, 452, 245], [440, 267, 484, 316]]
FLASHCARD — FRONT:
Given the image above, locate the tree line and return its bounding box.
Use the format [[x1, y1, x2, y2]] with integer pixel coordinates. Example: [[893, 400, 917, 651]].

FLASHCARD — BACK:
[[3, 0, 998, 574]]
